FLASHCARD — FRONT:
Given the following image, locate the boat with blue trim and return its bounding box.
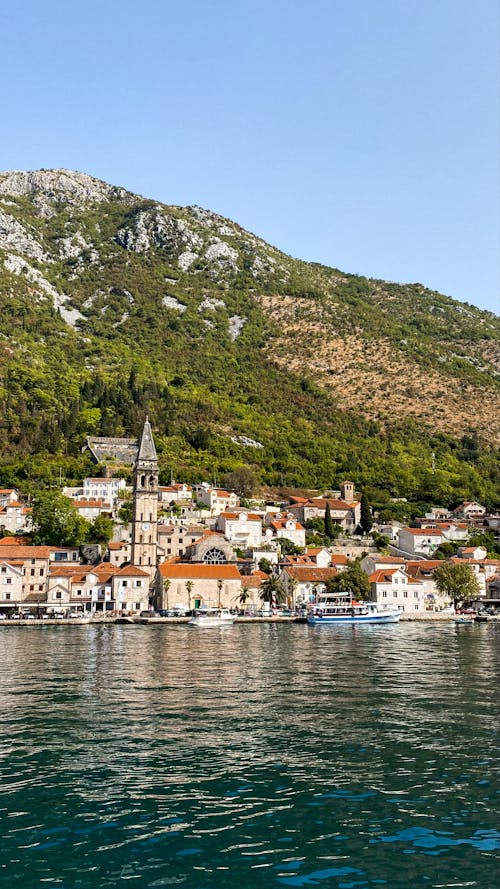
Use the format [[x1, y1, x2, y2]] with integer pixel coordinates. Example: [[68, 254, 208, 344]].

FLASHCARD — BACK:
[[307, 593, 401, 625]]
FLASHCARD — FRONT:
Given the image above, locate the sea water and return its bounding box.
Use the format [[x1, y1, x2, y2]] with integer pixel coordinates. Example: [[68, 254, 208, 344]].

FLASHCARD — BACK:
[[0, 622, 498, 888]]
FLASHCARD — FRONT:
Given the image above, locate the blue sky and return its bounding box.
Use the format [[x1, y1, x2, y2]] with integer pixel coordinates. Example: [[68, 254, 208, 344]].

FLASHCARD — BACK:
[[2, 0, 498, 313]]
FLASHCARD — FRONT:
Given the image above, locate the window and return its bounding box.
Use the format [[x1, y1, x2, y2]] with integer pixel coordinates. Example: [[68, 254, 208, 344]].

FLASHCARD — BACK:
[[54, 591, 62, 599], [414, 592, 419, 598], [393, 592, 398, 598], [30, 568, 35, 576], [0, 567, 5, 573], [40, 569, 44, 577], [403, 591, 408, 598], [5, 592, 11, 600], [382, 591, 387, 598]]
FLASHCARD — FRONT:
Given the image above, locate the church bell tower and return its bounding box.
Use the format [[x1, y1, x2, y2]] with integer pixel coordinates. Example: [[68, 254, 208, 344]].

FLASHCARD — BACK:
[[131, 417, 158, 582]]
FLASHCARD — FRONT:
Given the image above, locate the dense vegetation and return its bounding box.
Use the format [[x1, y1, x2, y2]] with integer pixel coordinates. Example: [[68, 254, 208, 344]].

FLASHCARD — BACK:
[[0, 170, 499, 517]]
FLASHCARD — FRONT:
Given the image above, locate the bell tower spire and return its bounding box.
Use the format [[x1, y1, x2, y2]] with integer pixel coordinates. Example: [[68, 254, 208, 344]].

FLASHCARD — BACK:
[[131, 417, 158, 583]]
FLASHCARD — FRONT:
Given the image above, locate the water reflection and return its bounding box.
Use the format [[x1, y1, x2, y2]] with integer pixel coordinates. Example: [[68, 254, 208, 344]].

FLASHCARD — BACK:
[[0, 623, 498, 888]]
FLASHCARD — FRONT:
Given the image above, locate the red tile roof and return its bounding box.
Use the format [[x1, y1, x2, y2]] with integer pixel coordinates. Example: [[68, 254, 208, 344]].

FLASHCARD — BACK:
[[282, 566, 338, 582], [159, 563, 242, 580]]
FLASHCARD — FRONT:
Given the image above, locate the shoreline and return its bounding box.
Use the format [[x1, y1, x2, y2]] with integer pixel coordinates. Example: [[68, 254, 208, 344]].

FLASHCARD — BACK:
[[0, 613, 498, 627]]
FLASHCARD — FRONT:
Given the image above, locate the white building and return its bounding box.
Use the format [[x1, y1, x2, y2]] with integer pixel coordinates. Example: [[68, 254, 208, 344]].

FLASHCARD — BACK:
[[82, 477, 127, 501], [215, 511, 263, 549], [0, 560, 25, 612], [264, 513, 306, 549], [158, 483, 193, 504], [72, 499, 112, 521], [368, 567, 429, 613], [195, 487, 239, 516], [397, 527, 443, 557]]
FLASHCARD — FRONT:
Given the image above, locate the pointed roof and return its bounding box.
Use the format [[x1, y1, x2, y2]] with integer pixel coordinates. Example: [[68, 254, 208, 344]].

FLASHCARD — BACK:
[[136, 417, 157, 462]]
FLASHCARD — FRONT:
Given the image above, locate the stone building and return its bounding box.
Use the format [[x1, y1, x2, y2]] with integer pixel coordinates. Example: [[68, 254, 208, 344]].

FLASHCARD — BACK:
[[130, 418, 159, 585]]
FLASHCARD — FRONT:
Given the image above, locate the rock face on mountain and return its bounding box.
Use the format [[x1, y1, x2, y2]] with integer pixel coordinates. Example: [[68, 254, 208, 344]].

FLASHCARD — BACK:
[[0, 168, 499, 503]]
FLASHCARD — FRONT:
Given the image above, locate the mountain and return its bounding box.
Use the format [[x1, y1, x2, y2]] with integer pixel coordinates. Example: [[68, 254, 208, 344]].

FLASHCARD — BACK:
[[0, 168, 499, 511]]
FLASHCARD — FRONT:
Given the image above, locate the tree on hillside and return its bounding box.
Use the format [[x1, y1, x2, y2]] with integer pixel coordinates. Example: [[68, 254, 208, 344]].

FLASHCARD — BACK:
[[325, 561, 371, 601], [433, 561, 481, 609], [31, 491, 90, 547], [88, 515, 114, 546], [360, 493, 373, 535], [279, 538, 303, 555], [222, 467, 259, 498]]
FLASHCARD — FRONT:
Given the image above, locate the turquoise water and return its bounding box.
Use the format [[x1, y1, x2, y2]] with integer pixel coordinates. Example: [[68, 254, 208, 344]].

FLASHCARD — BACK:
[[0, 623, 498, 888]]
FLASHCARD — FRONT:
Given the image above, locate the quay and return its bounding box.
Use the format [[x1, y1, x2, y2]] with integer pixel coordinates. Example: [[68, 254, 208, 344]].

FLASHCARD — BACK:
[[1, 613, 499, 627]]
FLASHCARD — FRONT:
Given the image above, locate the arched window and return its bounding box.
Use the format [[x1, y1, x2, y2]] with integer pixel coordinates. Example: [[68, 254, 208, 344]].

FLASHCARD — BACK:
[[203, 548, 226, 564]]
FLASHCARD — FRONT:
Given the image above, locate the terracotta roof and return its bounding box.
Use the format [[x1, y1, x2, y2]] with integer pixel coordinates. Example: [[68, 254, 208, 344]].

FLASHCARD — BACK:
[[116, 565, 149, 576], [369, 569, 397, 582], [0, 536, 29, 546], [330, 554, 349, 565], [367, 555, 406, 564], [282, 566, 338, 582], [221, 512, 261, 521], [305, 498, 352, 510], [0, 545, 54, 558], [159, 563, 241, 580], [242, 571, 267, 588], [402, 528, 443, 536], [72, 500, 111, 509], [108, 542, 127, 550]]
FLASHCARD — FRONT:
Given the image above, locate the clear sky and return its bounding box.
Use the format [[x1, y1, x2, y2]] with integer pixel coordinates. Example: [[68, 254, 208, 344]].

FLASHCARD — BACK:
[[2, 0, 498, 313]]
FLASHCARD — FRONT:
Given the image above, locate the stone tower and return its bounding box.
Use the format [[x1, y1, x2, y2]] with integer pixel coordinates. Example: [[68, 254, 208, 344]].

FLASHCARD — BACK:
[[131, 417, 158, 582], [340, 480, 355, 503]]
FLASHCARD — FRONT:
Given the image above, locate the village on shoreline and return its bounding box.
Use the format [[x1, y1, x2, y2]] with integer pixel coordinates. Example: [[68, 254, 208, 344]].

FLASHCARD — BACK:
[[0, 420, 499, 625]]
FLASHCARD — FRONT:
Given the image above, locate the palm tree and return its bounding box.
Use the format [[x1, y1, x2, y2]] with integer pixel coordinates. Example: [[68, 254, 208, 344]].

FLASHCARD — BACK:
[[286, 575, 298, 610], [217, 578, 223, 607], [185, 580, 194, 610], [162, 578, 171, 610], [259, 575, 286, 611], [238, 584, 251, 608]]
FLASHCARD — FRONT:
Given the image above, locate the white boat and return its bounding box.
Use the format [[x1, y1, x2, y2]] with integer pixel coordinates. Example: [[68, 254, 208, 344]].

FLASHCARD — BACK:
[[188, 608, 234, 628], [307, 592, 401, 625]]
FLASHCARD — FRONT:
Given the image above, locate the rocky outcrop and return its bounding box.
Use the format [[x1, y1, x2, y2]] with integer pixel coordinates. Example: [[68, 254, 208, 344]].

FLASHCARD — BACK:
[[0, 169, 130, 208]]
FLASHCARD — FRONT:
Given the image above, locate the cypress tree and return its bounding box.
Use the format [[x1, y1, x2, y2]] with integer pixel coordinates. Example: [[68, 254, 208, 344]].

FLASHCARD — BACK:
[[324, 502, 334, 540], [360, 493, 373, 535]]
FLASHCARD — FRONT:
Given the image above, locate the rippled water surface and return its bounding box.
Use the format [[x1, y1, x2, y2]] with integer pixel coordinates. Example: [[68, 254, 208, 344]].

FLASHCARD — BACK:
[[0, 623, 499, 888]]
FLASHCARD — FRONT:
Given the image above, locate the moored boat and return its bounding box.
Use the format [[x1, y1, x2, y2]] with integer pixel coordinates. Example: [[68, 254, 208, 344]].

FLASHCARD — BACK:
[[188, 608, 234, 628], [307, 592, 401, 625]]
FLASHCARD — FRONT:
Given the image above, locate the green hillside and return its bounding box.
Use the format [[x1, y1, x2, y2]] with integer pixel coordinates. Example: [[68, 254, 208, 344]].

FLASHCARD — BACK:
[[0, 169, 499, 515]]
